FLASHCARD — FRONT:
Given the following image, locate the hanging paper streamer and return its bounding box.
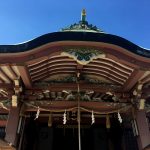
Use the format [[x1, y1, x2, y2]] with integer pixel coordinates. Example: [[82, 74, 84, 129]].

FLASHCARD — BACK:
[[106, 114, 111, 129], [34, 106, 40, 120], [91, 110, 95, 124], [63, 110, 67, 124], [117, 112, 122, 123]]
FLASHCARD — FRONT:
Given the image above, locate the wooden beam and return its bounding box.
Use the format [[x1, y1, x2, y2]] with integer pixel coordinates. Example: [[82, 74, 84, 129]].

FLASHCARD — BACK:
[[92, 59, 133, 73], [0, 68, 12, 83], [32, 71, 75, 81], [28, 59, 75, 70], [30, 64, 76, 75], [0, 78, 4, 83], [27, 83, 125, 93], [123, 69, 145, 92], [7, 66, 18, 79], [141, 74, 150, 84], [0, 109, 9, 114], [0, 96, 10, 101], [17, 66, 32, 88], [0, 66, 18, 81], [83, 72, 124, 85], [85, 65, 130, 77], [31, 69, 124, 85], [31, 68, 75, 78], [83, 68, 127, 81], [23, 101, 131, 114], [0, 83, 13, 88]]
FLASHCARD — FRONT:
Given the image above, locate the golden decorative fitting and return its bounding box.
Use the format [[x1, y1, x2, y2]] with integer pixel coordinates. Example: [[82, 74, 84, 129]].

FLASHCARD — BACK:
[[82, 9, 86, 16]]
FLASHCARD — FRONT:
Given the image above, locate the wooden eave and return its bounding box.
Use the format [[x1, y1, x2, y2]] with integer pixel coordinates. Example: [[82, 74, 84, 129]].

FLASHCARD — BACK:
[[0, 31, 150, 113], [0, 41, 149, 67], [0, 43, 149, 92]]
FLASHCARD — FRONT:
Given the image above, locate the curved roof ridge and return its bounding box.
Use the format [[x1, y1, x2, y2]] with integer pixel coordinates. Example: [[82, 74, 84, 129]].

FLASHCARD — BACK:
[[0, 32, 150, 58]]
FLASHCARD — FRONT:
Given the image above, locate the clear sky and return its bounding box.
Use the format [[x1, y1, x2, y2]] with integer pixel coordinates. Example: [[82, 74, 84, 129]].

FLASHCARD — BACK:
[[0, 0, 150, 48]]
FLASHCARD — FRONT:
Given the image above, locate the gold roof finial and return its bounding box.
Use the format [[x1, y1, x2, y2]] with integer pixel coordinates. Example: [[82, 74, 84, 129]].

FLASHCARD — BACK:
[[81, 9, 86, 22]]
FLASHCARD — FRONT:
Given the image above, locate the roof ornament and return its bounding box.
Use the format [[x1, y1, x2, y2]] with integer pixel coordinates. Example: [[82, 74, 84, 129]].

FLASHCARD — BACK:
[[81, 9, 86, 22], [61, 9, 103, 32], [61, 48, 105, 65]]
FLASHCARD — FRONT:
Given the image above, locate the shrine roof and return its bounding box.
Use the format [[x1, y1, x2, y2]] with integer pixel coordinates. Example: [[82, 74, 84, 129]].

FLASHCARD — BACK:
[[0, 31, 149, 58], [0, 10, 150, 115]]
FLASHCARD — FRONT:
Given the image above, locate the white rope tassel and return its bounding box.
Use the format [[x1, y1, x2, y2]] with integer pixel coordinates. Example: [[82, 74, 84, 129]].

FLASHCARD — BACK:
[[63, 110, 67, 125], [34, 106, 40, 120], [118, 112, 122, 123], [91, 110, 95, 125]]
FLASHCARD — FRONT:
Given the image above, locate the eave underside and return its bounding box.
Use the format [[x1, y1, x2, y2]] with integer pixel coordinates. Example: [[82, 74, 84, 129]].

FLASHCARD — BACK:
[[0, 41, 150, 115]]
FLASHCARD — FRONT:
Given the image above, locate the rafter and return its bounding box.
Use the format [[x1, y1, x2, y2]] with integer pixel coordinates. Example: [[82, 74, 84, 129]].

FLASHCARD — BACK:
[[93, 59, 133, 73], [0, 65, 18, 81], [0, 78, 4, 83], [86, 64, 130, 77], [28, 57, 75, 70], [7, 66, 18, 79], [31, 68, 75, 79], [83, 71, 124, 85], [28, 56, 70, 67], [0, 68, 12, 83], [141, 74, 150, 84], [17, 66, 32, 88], [29, 60, 76, 72], [122, 69, 145, 92], [29, 64, 76, 75], [32, 71, 75, 82], [31, 66, 126, 85], [83, 68, 127, 81]]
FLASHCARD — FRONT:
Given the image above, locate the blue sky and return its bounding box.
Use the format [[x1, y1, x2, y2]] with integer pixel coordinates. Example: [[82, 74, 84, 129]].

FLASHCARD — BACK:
[[0, 0, 150, 48]]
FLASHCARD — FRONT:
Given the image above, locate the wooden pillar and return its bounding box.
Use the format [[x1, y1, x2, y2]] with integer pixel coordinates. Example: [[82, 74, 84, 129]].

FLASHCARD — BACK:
[[18, 117, 26, 150], [136, 110, 150, 150], [5, 106, 20, 146]]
